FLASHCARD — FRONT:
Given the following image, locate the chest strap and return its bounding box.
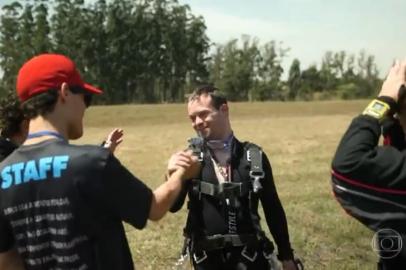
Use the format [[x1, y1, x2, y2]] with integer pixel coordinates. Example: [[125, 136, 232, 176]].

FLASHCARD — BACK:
[[192, 180, 251, 196], [191, 180, 251, 206], [194, 233, 258, 251]]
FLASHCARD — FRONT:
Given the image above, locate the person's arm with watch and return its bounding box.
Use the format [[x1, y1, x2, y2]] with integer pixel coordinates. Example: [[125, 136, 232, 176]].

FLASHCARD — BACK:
[[332, 59, 406, 189]]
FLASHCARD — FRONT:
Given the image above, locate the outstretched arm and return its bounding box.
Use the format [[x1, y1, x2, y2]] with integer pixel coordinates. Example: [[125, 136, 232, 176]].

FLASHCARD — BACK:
[[149, 151, 200, 220]]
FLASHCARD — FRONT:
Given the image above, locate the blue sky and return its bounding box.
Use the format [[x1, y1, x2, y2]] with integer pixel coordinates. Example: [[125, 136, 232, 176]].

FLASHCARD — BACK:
[[0, 0, 404, 76], [179, 0, 406, 76]]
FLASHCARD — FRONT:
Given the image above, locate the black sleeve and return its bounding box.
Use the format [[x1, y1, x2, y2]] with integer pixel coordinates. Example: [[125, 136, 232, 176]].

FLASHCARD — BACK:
[[332, 115, 406, 189], [102, 154, 153, 229], [382, 117, 406, 150], [80, 154, 153, 229], [260, 153, 294, 260], [0, 213, 14, 252]]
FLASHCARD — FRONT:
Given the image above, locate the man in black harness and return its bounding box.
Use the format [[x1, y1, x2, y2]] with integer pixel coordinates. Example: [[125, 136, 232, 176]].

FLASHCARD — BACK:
[[332, 59, 406, 270], [168, 85, 300, 270]]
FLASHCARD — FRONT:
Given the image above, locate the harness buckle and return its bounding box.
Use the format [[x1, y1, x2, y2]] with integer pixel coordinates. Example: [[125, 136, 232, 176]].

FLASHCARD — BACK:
[[249, 171, 265, 179], [220, 182, 242, 207], [263, 250, 281, 270], [251, 176, 263, 193], [193, 250, 208, 264], [294, 258, 304, 270], [241, 246, 257, 262], [262, 250, 273, 260]]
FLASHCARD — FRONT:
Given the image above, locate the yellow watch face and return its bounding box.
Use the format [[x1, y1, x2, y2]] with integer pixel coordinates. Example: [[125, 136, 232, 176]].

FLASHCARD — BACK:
[[371, 102, 385, 111], [362, 99, 390, 120]]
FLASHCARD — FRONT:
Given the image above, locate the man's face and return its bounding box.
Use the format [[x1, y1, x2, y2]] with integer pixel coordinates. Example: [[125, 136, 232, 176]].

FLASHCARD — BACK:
[[187, 94, 227, 140]]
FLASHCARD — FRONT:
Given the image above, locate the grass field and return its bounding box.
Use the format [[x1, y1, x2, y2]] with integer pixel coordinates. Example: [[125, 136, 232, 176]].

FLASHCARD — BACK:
[[77, 100, 378, 270]]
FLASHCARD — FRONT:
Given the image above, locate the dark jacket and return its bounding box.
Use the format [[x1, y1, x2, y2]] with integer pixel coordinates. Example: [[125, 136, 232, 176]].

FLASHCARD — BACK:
[[332, 114, 406, 233]]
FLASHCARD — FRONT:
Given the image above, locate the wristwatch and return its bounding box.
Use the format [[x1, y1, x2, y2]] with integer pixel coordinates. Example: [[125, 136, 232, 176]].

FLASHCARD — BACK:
[[362, 99, 391, 120]]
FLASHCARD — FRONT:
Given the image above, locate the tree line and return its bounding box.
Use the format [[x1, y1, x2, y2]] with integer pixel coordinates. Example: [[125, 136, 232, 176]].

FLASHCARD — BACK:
[[0, 0, 382, 104]]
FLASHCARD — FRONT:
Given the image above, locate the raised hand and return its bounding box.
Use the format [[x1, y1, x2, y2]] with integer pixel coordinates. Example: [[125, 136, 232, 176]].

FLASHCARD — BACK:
[[379, 59, 406, 101], [103, 128, 124, 153]]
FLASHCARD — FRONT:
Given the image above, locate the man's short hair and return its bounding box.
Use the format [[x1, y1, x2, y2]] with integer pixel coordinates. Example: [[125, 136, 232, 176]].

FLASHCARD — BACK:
[[188, 85, 227, 110], [21, 90, 59, 119], [0, 92, 25, 138]]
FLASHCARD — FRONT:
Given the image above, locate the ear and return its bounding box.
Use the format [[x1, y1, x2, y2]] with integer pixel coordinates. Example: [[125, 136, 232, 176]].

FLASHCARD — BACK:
[[220, 103, 229, 114], [59, 82, 69, 103]]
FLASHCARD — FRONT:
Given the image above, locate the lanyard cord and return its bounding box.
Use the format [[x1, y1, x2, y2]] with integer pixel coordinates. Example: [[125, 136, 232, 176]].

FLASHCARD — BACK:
[[26, 131, 66, 142], [206, 133, 234, 150]]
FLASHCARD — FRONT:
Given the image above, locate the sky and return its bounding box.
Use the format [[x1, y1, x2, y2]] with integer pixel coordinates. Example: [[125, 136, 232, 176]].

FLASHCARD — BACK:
[[178, 0, 406, 77], [0, 0, 404, 77]]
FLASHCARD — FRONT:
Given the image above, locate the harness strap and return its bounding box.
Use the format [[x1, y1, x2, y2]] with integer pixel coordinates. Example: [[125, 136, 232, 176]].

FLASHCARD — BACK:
[[191, 180, 250, 197], [194, 234, 258, 251], [247, 144, 265, 193], [244, 143, 269, 243]]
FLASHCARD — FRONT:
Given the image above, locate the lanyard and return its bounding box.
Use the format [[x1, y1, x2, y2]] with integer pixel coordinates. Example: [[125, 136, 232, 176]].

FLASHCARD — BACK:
[[26, 131, 66, 141], [206, 133, 234, 150]]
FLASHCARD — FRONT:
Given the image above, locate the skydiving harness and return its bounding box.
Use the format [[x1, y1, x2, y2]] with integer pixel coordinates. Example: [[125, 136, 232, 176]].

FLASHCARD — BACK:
[[178, 137, 281, 267], [190, 143, 264, 208]]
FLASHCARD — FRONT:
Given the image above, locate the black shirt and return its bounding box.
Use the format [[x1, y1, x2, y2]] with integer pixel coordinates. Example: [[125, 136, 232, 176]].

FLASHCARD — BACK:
[[0, 137, 18, 162], [171, 137, 294, 260], [0, 136, 19, 253], [0, 139, 152, 270]]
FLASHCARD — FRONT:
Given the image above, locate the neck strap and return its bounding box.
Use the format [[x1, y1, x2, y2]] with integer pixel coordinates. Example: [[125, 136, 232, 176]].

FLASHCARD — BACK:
[[26, 131, 66, 141], [207, 133, 234, 150]]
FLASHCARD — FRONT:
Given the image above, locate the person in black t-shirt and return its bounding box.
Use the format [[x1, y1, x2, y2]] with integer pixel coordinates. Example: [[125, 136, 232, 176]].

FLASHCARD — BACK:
[[167, 85, 300, 270], [0, 93, 127, 270], [0, 53, 200, 270]]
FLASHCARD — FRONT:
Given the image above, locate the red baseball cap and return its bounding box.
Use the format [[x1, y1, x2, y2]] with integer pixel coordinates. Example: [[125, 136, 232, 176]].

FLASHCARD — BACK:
[[16, 54, 103, 102]]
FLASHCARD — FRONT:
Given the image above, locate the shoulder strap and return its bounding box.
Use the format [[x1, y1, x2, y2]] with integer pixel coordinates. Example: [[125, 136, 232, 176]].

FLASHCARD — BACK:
[[244, 142, 265, 193], [243, 142, 270, 241]]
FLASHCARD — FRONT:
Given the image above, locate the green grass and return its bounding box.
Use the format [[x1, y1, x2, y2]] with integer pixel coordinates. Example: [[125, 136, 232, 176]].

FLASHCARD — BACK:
[[76, 99, 378, 270]]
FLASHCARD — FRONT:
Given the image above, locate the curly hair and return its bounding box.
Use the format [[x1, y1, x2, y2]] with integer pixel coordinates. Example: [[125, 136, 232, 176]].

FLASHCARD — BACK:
[[0, 91, 25, 138], [21, 89, 59, 119]]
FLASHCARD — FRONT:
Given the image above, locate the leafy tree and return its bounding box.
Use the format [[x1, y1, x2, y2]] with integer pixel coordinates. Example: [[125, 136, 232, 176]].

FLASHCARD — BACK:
[[287, 58, 301, 100], [0, 2, 23, 93]]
